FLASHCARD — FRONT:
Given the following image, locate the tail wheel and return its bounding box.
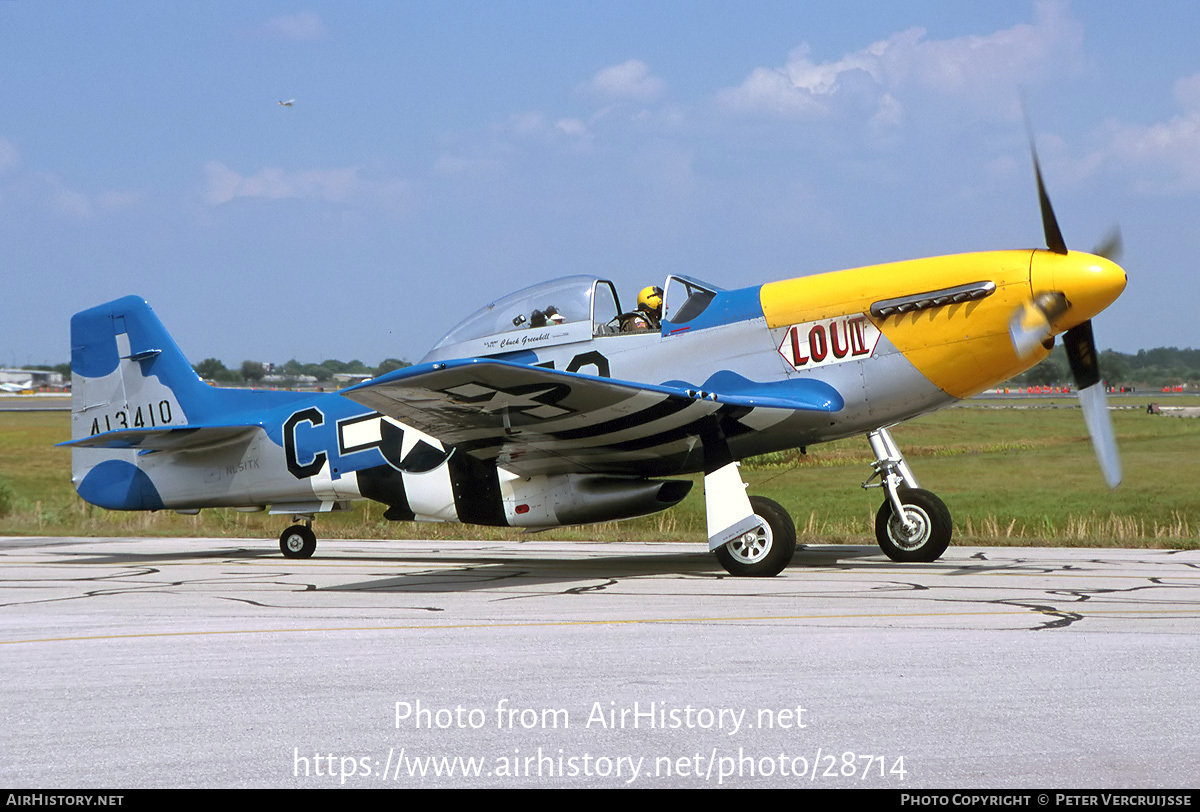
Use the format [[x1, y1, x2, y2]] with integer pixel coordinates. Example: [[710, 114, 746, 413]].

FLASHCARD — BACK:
[[715, 495, 796, 577], [875, 488, 951, 563], [279, 525, 317, 559]]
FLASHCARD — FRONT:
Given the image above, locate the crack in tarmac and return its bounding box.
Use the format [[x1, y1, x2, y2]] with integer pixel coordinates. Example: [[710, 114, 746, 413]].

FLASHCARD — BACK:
[[995, 600, 1085, 630], [3, 543, 1199, 634], [564, 578, 619, 595]]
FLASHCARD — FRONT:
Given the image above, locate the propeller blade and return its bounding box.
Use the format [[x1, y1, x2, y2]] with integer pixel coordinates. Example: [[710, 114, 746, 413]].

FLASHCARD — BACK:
[[1093, 227, 1123, 262], [1008, 292, 1070, 358], [1009, 301, 1051, 358], [1023, 105, 1068, 255], [1031, 143, 1068, 255], [1063, 320, 1100, 389], [1077, 383, 1122, 489], [1064, 320, 1121, 488]]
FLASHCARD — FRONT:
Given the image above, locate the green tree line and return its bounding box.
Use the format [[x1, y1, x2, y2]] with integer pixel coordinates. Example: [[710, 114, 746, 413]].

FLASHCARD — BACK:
[[24, 346, 1199, 390], [1008, 346, 1200, 389], [191, 357, 411, 386]]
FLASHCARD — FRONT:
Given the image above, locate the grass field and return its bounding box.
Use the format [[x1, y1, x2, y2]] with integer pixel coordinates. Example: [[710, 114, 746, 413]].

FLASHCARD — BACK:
[[1, 394, 1197, 548]]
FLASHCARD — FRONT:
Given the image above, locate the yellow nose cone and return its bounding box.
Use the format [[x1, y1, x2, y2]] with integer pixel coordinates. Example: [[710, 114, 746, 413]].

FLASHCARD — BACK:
[[1029, 250, 1127, 330]]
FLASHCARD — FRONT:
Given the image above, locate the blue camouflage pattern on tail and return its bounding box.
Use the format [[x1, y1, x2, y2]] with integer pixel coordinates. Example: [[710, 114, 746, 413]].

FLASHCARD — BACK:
[[68, 297, 301, 509]]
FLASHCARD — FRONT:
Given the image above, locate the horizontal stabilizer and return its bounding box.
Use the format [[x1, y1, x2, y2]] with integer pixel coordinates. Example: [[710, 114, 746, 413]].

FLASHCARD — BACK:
[[58, 424, 262, 452]]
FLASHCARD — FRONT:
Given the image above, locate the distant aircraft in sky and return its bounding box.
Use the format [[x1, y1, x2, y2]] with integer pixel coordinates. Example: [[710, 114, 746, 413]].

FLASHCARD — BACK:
[[278, 99, 294, 107]]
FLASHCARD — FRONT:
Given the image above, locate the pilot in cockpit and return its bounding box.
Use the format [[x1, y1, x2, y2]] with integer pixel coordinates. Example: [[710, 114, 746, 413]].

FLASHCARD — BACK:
[[618, 286, 662, 332]]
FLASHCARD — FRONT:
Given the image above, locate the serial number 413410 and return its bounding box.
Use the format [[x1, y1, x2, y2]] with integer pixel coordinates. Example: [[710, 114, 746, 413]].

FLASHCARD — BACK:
[[89, 400, 174, 436]]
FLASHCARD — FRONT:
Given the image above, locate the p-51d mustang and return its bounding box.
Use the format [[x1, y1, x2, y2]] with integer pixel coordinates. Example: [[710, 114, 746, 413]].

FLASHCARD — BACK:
[[63, 152, 1126, 576]]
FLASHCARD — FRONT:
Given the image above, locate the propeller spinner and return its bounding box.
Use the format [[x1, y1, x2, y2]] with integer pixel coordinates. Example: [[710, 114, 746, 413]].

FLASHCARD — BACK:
[[1008, 129, 1128, 488]]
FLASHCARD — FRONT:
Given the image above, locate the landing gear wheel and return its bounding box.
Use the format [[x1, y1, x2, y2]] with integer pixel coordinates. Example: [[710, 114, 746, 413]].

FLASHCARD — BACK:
[[875, 487, 951, 563], [279, 524, 317, 559], [715, 496, 797, 577]]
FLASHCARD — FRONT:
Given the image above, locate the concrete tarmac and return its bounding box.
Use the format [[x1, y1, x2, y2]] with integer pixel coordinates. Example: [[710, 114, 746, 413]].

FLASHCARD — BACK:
[[2, 536, 1198, 789]]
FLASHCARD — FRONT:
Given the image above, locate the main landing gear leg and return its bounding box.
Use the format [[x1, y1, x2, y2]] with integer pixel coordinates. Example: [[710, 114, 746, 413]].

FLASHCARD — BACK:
[[863, 428, 951, 563], [699, 417, 796, 576], [279, 516, 317, 559], [704, 460, 797, 577]]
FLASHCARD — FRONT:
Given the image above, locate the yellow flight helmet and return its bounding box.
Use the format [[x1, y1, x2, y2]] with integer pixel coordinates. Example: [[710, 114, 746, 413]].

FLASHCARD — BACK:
[[637, 285, 663, 313]]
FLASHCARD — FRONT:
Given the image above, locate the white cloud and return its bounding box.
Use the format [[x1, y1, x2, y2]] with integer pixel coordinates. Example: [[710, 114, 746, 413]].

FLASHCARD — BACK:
[[495, 111, 591, 144], [32, 174, 140, 219], [204, 162, 242, 206], [203, 161, 409, 209], [263, 12, 328, 41], [583, 59, 667, 102], [204, 162, 356, 205], [48, 180, 93, 219], [717, 62, 826, 117], [717, 0, 1081, 121], [554, 118, 588, 137], [1060, 72, 1200, 195], [0, 139, 140, 219], [500, 111, 547, 137], [437, 113, 592, 178], [1091, 98, 1200, 194], [871, 93, 904, 130], [0, 138, 18, 174], [1172, 73, 1200, 112]]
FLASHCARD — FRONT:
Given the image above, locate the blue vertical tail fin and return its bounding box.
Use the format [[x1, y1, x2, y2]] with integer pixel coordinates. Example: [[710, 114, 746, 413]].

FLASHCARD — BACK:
[[66, 296, 278, 509], [70, 296, 211, 442]]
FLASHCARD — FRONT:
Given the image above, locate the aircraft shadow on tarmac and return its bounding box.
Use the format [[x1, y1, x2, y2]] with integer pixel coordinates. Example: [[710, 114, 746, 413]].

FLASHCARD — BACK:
[[312, 544, 889, 594], [55, 541, 890, 593]]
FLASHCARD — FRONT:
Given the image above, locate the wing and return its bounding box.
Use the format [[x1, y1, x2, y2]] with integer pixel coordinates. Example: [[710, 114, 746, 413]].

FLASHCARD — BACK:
[[341, 359, 842, 477]]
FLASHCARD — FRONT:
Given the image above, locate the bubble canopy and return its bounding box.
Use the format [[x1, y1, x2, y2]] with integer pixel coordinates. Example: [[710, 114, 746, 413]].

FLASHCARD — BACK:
[[423, 276, 623, 362]]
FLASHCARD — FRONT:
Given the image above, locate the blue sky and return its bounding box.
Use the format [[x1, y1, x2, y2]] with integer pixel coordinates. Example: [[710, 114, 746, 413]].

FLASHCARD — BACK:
[[3, 1, 1198, 367]]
